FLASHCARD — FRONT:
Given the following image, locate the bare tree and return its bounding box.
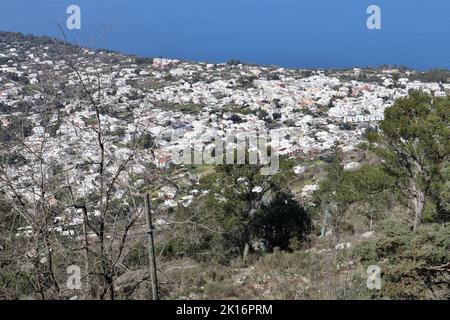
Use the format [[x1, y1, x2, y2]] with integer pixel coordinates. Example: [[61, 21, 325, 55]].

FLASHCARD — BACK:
[[0, 28, 161, 300]]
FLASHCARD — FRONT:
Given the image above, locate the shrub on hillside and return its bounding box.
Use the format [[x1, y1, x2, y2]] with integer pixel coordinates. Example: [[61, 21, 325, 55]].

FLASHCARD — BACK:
[[354, 221, 450, 299]]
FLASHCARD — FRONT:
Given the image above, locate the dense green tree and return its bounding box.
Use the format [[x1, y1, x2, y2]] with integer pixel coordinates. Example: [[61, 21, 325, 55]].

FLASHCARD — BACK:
[[368, 92, 450, 231], [342, 164, 396, 229], [253, 191, 311, 251], [169, 160, 297, 263], [315, 157, 394, 237]]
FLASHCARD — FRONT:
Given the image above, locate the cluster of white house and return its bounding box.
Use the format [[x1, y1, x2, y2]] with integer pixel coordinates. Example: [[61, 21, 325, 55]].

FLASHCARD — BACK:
[[1, 36, 449, 238]]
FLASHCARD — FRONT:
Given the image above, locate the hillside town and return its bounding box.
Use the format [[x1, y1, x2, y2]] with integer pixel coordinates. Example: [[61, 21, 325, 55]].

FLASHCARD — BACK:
[[1, 32, 449, 239], [0, 30, 449, 302]]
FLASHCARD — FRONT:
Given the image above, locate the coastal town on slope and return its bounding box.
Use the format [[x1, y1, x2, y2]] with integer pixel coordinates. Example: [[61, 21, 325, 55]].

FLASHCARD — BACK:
[[1, 32, 449, 239]]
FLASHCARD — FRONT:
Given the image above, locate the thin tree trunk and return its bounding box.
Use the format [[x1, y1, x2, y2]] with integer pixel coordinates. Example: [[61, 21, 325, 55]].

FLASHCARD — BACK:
[[243, 243, 250, 262], [145, 194, 158, 300], [82, 222, 91, 299], [413, 190, 425, 231]]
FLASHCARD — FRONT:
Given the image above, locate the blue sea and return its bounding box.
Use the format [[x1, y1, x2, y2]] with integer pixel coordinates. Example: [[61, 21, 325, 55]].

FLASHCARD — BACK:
[[1, 0, 449, 70]]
